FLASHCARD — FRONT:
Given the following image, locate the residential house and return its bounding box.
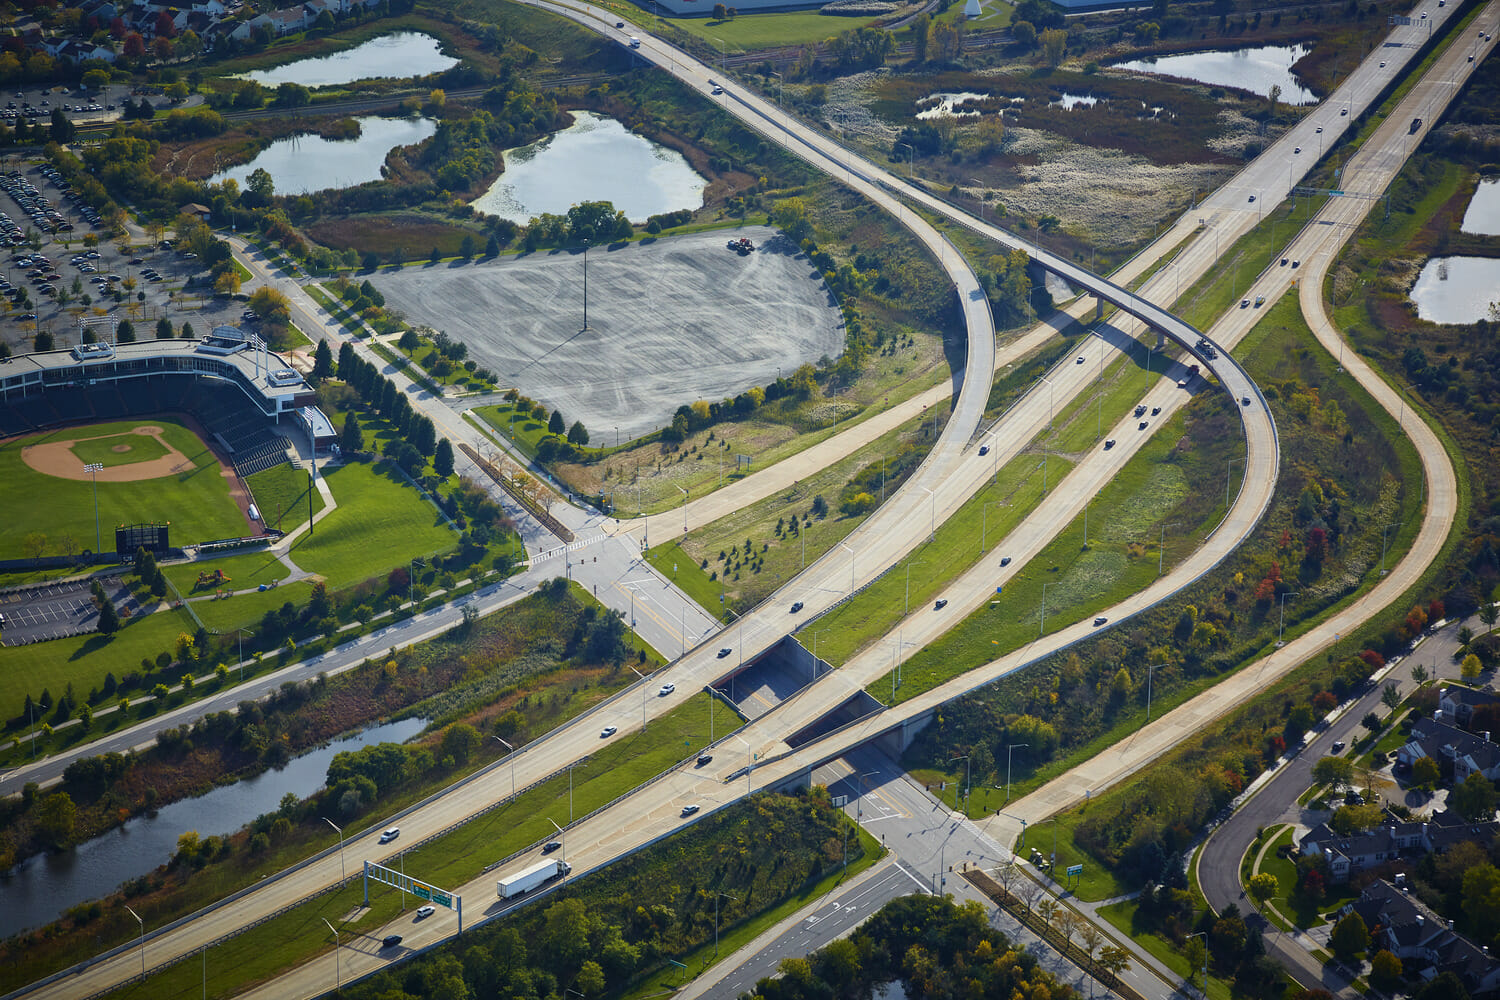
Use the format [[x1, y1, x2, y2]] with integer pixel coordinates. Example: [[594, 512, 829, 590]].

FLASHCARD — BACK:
[[1440, 685, 1500, 729], [1397, 717, 1500, 784], [1346, 880, 1500, 995], [1298, 809, 1500, 883]]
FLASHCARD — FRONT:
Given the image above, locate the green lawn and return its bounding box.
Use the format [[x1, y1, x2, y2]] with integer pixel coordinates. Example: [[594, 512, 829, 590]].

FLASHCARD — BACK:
[[1099, 899, 1236, 1000], [287, 458, 457, 590], [163, 549, 293, 595], [68, 429, 170, 468], [0, 607, 199, 748], [0, 418, 246, 559], [244, 463, 324, 534], [663, 10, 849, 49], [190, 581, 318, 633]]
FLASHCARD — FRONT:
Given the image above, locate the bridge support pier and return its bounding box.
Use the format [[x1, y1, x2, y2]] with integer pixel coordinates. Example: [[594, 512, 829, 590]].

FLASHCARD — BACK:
[[1095, 297, 1104, 322]]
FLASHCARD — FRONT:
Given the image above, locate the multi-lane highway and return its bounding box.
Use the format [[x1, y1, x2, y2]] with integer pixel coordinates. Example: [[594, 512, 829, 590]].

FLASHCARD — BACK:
[[11, 1, 1485, 996]]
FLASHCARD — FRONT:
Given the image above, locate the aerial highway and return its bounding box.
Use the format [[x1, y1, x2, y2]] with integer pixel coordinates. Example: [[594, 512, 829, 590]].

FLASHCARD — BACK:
[[14, 2, 1481, 997]]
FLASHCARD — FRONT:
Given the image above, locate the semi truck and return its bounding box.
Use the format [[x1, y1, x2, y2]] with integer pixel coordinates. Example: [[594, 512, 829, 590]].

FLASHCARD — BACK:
[[497, 858, 571, 899]]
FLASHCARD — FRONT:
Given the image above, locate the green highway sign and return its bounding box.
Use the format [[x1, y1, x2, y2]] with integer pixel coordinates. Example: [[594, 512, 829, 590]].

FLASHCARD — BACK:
[[432, 892, 453, 908], [413, 885, 432, 901]]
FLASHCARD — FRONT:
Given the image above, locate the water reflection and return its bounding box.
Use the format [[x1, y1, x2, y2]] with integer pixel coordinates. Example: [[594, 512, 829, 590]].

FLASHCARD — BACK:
[[237, 32, 457, 88], [1112, 44, 1318, 104], [1408, 256, 1500, 325], [471, 111, 706, 224], [1461, 178, 1500, 236], [210, 116, 437, 196]]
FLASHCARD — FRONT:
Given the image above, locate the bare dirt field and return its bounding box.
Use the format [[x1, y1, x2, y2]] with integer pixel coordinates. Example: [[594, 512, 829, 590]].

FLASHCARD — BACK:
[[368, 227, 846, 439]]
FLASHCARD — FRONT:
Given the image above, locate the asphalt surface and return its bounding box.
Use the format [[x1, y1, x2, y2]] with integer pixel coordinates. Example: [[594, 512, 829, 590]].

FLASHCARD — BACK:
[[368, 227, 844, 440], [1196, 611, 1483, 995]]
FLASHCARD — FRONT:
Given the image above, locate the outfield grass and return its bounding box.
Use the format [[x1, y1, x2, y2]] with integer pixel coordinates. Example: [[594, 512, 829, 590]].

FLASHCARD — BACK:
[[68, 430, 170, 468], [0, 607, 199, 738], [287, 458, 457, 590], [244, 463, 325, 534], [0, 418, 245, 559], [102, 694, 730, 1000]]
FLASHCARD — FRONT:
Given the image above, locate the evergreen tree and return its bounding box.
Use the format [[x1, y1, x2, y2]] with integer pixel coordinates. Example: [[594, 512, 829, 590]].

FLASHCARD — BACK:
[[414, 416, 437, 457], [97, 599, 121, 636], [117, 319, 136, 343], [548, 409, 566, 435], [434, 437, 454, 477], [337, 340, 355, 377], [485, 234, 500, 257], [312, 340, 333, 382], [156, 317, 174, 339], [341, 411, 364, 454]]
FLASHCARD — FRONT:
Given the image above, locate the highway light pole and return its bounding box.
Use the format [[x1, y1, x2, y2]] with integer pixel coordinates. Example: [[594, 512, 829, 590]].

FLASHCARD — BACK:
[[896, 141, 914, 180], [629, 664, 648, 731], [84, 462, 103, 557], [970, 178, 986, 221], [323, 817, 345, 881], [1277, 592, 1301, 646], [549, 817, 566, 863], [1005, 743, 1027, 803], [904, 558, 925, 613], [982, 500, 1008, 554], [714, 891, 738, 956], [125, 904, 145, 979], [1144, 662, 1167, 722], [1226, 456, 1244, 512], [922, 486, 937, 541], [321, 918, 340, 990], [1380, 522, 1403, 575], [674, 483, 687, 533], [839, 541, 854, 593], [492, 735, 516, 798], [1158, 522, 1181, 576], [580, 238, 590, 330], [236, 627, 250, 683], [1040, 582, 1055, 637]]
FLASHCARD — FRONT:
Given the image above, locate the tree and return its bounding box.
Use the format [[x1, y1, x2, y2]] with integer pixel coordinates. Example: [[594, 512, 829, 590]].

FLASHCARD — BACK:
[[772, 197, 812, 240], [248, 287, 291, 330], [440, 723, 481, 765], [433, 438, 454, 478], [1462, 653, 1482, 681], [1248, 872, 1279, 910], [312, 340, 334, 382], [460, 234, 476, 259], [1012, 19, 1037, 46], [548, 409, 566, 435], [274, 82, 310, 108], [1412, 662, 1429, 683], [1040, 27, 1068, 66], [567, 421, 589, 446], [97, 599, 121, 636], [1313, 755, 1354, 789], [35, 330, 55, 353], [1415, 972, 1471, 1000], [1370, 949, 1403, 991], [1451, 772, 1499, 822], [1329, 802, 1382, 835], [36, 791, 78, 847], [341, 411, 364, 454], [50, 108, 76, 143], [1097, 944, 1132, 981], [1268, 84, 1283, 113], [1329, 911, 1370, 961], [1461, 863, 1500, 943], [245, 167, 275, 205], [1412, 755, 1441, 791], [911, 12, 931, 61], [117, 319, 137, 343], [1481, 602, 1499, 636], [485, 234, 500, 257], [575, 960, 606, 997]]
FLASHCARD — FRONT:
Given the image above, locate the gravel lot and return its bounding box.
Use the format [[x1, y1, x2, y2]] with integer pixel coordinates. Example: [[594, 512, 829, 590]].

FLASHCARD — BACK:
[[369, 227, 845, 440]]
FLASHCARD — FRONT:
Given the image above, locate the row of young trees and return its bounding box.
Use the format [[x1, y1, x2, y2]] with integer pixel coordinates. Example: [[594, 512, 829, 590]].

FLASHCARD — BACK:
[[334, 341, 454, 479]]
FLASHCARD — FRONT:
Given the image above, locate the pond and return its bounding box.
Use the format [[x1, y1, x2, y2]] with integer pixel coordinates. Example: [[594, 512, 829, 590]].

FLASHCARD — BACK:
[[916, 92, 987, 120], [1408, 256, 1500, 325], [236, 32, 458, 88], [210, 116, 437, 196], [471, 111, 707, 225], [1049, 93, 1099, 110], [1461, 178, 1500, 236], [1112, 44, 1318, 105], [1, 716, 428, 939]]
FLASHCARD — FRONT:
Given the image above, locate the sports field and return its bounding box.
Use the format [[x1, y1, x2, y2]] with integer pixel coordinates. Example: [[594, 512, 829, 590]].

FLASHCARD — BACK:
[[0, 419, 248, 560]]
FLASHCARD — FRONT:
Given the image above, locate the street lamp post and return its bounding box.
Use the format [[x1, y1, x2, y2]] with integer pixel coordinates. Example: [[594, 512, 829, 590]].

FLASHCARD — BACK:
[[1144, 662, 1168, 722], [1277, 592, 1301, 646], [904, 558, 925, 614], [921, 486, 937, 541], [896, 142, 914, 179], [839, 541, 854, 593], [324, 817, 345, 880], [493, 735, 516, 798], [322, 918, 341, 990], [580, 238, 590, 330], [970, 178, 986, 221], [981, 500, 1007, 553], [1380, 522, 1403, 575], [236, 627, 250, 683], [1040, 581, 1055, 637], [548, 816, 566, 862], [674, 483, 687, 533], [1158, 522, 1181, 576], [1006, 743, 1028, 803], [124, 904, 146, 979], [84, 462, 103, 557], [629, 663, 649, 732], [714, 891, 739, 957], [1226, 456, 1244, 511]]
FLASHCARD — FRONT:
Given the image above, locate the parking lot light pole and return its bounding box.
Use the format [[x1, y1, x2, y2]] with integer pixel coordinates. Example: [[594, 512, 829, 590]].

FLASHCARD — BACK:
[[949, 755, 970, 817], [84, 462, 103, 557], [323, 817, 345, 880]]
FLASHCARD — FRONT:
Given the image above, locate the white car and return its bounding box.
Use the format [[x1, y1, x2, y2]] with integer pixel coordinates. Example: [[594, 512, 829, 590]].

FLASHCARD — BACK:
[[415, 905, 435, 918], [600, 725, 617, 738], [659, 682, 675, 696], [379, 827, 400, 844]]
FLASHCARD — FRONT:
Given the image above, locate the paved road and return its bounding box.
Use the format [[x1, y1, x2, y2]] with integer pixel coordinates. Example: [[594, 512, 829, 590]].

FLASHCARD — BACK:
[[1195, 610, 1481, 995], [982, 0, 1487, 853]]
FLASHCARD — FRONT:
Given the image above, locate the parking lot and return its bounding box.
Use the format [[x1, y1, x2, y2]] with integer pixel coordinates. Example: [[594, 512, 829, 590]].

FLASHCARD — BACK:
[[1, 155, 249, 358]]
